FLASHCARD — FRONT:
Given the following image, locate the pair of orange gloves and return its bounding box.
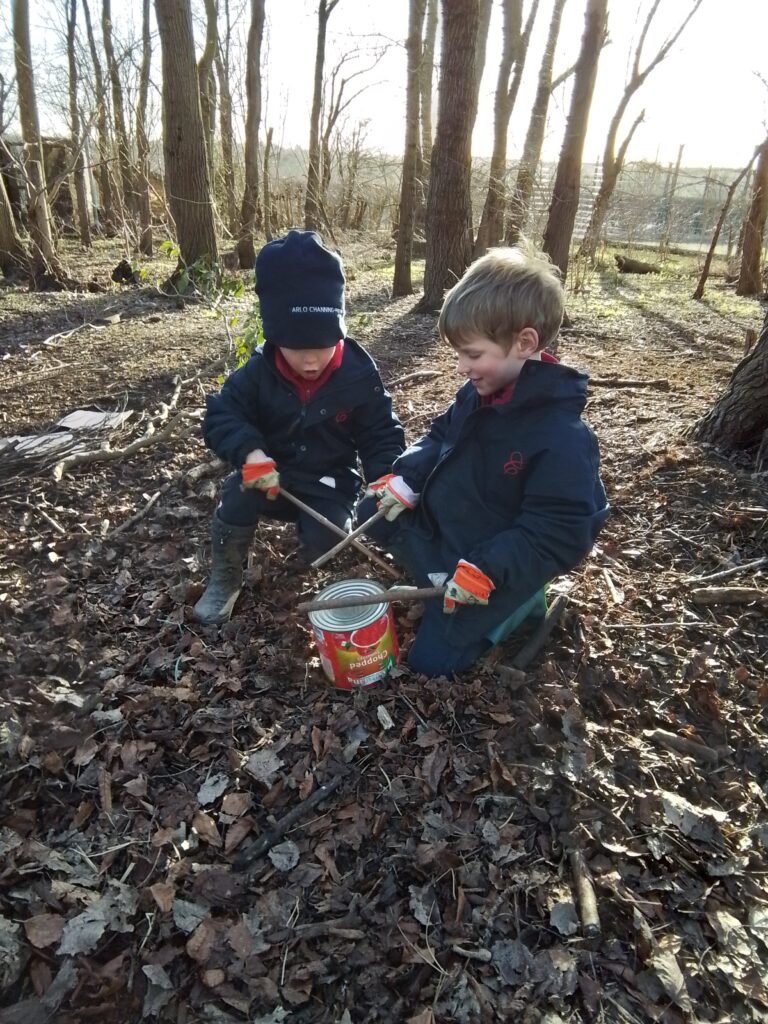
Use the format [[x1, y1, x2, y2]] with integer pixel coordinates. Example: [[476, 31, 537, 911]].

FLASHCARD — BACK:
[[365, 473, 495, 614]]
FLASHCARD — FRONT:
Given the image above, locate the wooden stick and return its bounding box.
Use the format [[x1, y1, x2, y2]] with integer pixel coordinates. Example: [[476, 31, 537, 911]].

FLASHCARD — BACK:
[[298, 586, 444, 614], [510, 594, 567, 670], [311, 506, 388, 569], [690, 586, 768, 608], [279, 488, 399, 579], [643, 728, 720, 765], [691, 556, 767, 584], [233, 774, 345, 870], [569, 849, 601, 939]]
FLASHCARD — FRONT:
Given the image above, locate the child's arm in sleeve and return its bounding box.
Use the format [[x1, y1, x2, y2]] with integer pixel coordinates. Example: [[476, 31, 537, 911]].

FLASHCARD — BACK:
[[351, 383, 406, 484], [202, 359, 269, 467], [391, 401, 456, 492], [466, 436, 608, 606]]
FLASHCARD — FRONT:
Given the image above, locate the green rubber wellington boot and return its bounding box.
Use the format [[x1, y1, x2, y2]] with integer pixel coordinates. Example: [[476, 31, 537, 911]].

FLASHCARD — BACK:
[[194, 514, 256, 624]]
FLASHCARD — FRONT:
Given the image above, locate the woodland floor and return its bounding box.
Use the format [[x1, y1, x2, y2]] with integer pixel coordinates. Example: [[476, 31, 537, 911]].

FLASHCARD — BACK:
[[0, 235, 766, 1024]]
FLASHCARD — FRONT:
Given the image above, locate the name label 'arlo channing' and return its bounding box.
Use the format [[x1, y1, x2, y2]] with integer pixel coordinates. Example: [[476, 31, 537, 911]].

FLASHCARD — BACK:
[[291, 305, 343, 314]]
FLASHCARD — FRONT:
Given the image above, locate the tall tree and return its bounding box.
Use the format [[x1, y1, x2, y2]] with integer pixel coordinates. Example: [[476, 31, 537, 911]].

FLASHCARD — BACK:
[[236, 0, 265, 268], [580, 0, 703, 260], [736, 137, 768, 297], [506, 0, 568, 245], [66, 0, 92, 247], [415, 0, 481, 312], [693, 152, 759, 301], [102, 0, 134, 218], [136, 0, 153, 255], [12, 0, 66, 279], [393, 0, 427, 298], [81, 0, 116, 234], [419, 0, 438, 167], [304, 0, 340, 231], [154, 0, 218, 274], [215, 0, 237, 234], [474, 0, 539, 257], [542, 0, 608, 280], [198, 0, 218, 180]]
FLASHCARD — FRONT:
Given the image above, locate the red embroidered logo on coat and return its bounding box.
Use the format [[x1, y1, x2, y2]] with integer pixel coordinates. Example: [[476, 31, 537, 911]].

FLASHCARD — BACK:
[[503, 451, 524, 475], [335, 410, 348, 424]]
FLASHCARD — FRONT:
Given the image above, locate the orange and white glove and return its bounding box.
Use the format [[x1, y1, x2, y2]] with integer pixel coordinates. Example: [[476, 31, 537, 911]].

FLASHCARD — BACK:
[[364, 473, 419, 522], [443, 560, 495, 614], [241, 449, 280, 500]]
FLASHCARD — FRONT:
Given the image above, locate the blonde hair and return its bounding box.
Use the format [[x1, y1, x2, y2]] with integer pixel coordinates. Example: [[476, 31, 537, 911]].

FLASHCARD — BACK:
[[438, 241, 564, 352]]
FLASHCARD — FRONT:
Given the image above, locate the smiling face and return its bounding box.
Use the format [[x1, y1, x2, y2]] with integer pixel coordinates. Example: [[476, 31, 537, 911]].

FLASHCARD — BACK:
[[454, 329, 540, 396], [279, 345, 337, 380]]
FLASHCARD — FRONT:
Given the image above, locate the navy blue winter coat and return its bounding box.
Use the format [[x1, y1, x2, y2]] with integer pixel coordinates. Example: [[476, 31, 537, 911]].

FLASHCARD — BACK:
[[203, 339, 404, 501], [391, 359, 608, 637]]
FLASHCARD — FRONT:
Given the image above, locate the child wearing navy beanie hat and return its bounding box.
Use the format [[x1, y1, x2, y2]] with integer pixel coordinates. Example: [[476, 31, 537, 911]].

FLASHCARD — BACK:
[[195, 230, 405, 624], [255, 229, 347, 348]]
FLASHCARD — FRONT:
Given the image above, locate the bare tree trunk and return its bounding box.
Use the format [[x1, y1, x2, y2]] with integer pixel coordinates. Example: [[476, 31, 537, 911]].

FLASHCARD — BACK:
[[66, 0, 92, 247], [81, 0, 115, 234], [262, 125, 273, 241], [472, 0, 493, 123], [475, 0, 539, 257], [580, 0, 703, 260], [693, 153, 758, 301], [135, 0, 153, 256], [236, 0, 265, 269], [154, 0, 218, 275], [102, 0, 134, 220], [419, 0, 438, 167], [659, 143, 683, 258], [13, 0, 66, 279], [690, 310, 768, 452], [542, 0, 607, 280], [198, 0, 218, 181], [305, 0, 339, 231], [737, 138, 768, 297], [393, 0, 427, 298], [215, 0, 237, 235], [415, 0, 480, 313], [0, 171, 31, 276], [506, 0, 566, 245]]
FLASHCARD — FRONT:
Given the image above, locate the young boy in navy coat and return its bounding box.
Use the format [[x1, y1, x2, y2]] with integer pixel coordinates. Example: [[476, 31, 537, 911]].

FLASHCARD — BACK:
[[195, 230, 404, 624], [359, 243, 608, 677]]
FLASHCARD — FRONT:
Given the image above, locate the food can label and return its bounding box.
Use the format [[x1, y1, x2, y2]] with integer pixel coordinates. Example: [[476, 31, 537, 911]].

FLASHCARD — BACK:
[[313, 608, 399, 689]]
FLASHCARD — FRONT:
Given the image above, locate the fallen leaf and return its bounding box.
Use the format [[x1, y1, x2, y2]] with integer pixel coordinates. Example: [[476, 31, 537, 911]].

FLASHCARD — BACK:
[[23, 914, 65, 949]]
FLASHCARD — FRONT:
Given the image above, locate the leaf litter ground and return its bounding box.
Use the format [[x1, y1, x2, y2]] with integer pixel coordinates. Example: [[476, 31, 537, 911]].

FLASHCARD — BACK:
[[0, 240, 766, 1024]]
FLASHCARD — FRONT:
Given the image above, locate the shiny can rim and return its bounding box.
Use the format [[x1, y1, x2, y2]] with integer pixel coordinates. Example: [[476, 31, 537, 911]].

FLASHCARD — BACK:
[[308, 579, 388, 632]]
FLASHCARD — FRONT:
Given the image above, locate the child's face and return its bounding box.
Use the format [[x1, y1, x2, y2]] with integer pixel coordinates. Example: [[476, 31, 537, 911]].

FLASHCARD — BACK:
[[454, 330, 539, 396], [279, 345, 337, 380]]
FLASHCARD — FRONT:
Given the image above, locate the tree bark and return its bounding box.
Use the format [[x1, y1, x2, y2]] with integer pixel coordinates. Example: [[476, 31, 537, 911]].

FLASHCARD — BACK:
[[393, 0, 427, 298], [215, 0, 237, 235], [542, 0, 607, 280], [262, 125, 273, 241], [13, 0, 66, 279], [136, 0, 153, 255], [198, 0, 218, 182], [736, 138, 768, 297], [693, 153, 758, 301], [81, 0, 116, 234], [66, 0, 92, 248], [304, 0, 339, 231], [154, 0, 218, 274], [0, 171, 31, 276], [506, 0, 567, 245], [415, 0, 480, 313], [236, 0, 265, 268], [475, 0, 539, 257], [690, 311, 768, 451], [580, 0, 703, 261], [419, 0, 438, 167], [102, 0, 135, 219]]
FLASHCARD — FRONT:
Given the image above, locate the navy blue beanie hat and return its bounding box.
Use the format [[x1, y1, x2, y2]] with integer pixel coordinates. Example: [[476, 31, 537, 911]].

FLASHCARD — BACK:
[[255, 230, 346, 349]]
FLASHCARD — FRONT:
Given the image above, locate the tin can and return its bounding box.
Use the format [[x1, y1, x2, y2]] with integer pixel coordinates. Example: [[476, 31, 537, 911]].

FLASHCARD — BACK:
[[308, 579, 399, 689]]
